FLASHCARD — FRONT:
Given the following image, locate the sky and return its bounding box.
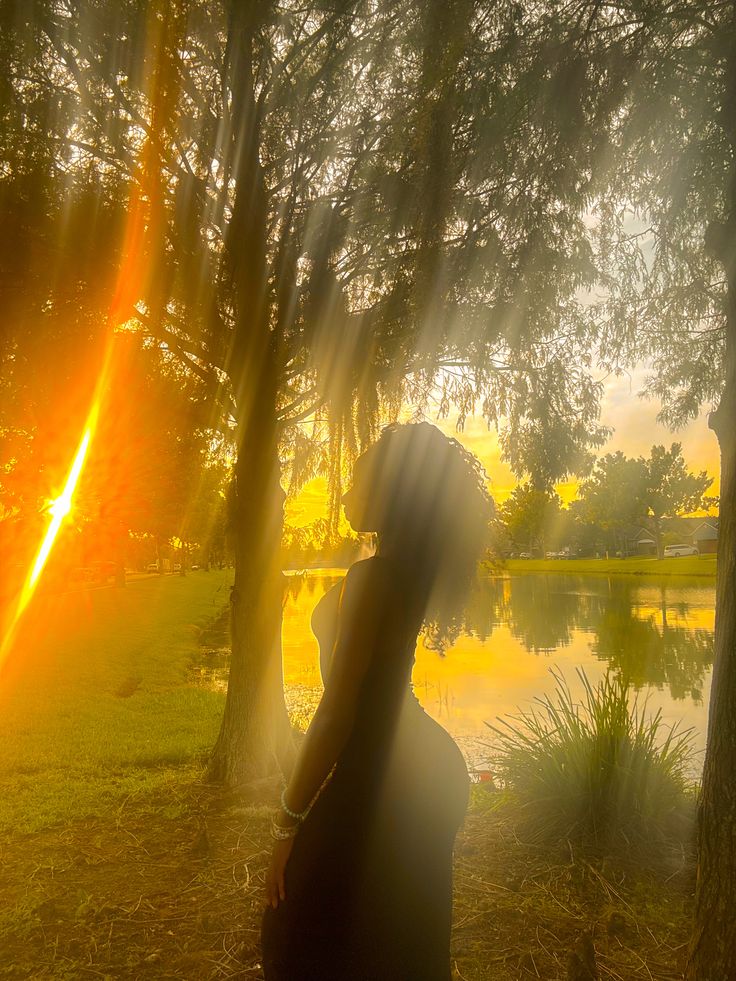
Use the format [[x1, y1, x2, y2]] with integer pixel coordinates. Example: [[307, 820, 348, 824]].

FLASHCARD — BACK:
[[286, 366, 721, 526]]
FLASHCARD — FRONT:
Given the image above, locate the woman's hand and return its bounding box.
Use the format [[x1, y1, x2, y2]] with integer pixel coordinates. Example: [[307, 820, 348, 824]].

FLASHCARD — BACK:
[[265, 837, 295, 909]]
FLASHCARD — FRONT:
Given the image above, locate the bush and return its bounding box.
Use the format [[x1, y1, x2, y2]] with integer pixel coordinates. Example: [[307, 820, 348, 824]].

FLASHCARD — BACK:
[[486, 668, 696, 851]]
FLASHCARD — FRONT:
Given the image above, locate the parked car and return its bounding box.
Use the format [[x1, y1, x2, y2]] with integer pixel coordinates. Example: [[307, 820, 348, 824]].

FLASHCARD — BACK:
[[663, 544, 699, 558], [146, 562, 159, 572], [519, 552, 532, 559]]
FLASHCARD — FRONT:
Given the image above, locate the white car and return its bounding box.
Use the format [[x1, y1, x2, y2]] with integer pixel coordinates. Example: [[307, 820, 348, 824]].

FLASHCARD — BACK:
[[663, 544, 699, 557]]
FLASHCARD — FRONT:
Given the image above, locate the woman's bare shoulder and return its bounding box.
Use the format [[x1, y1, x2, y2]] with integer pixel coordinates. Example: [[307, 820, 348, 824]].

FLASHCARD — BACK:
[[312, 577, 343, 624], [313, 559, 376, 611]]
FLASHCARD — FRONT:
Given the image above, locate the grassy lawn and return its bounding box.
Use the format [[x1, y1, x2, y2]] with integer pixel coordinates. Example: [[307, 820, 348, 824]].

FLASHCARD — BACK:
[[502, 555, 717, 577], [0, 570, 233, 836]]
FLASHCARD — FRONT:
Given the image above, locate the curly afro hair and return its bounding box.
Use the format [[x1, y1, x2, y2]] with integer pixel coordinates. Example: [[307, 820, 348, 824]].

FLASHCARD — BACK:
[[348, 422, 494, 644]]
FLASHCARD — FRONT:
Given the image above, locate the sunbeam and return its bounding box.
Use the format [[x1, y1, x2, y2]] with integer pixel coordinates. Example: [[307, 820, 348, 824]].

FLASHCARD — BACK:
[[1, 401, 100, 667]]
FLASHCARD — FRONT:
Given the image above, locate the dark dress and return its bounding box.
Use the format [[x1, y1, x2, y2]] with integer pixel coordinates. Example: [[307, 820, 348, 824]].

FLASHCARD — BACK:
[[261, 557, 470, 980]]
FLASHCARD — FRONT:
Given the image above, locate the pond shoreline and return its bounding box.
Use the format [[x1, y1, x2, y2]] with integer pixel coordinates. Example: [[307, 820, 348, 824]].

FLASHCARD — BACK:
[[287, 557, 718, 579], [497, 556, 717, 578]]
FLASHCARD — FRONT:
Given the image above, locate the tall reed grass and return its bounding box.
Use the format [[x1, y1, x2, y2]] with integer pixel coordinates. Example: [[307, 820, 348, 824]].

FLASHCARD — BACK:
[[486, 668, 696, 851]]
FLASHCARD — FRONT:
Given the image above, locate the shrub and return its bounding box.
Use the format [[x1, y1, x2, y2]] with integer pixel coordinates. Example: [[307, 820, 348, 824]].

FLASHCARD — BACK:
[[486, 668, 696, 851]]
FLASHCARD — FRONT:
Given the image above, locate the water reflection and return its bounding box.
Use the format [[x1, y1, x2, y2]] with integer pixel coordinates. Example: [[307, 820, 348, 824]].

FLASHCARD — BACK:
[[195, 569, 715, 768], [459, 575, 714, 702], [590, 586, 713, 702]]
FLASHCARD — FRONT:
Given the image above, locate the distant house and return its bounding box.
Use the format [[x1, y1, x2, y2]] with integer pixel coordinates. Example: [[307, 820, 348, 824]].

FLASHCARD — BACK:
[[603, 517, 718, 558], [629, 528, 656, 556], [662, 515, 719, 554], [619, 527, 657, 556], [691, 520, 719, 555]]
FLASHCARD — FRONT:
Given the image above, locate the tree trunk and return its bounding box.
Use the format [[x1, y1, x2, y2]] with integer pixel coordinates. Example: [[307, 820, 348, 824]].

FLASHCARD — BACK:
[[687, 294, 736, 979], [208, 374, 294, 786], [687, 12, 736, 973], [687, 153, 736, 981], [649, 515, 663, 560], [207, 0, 294, 788]]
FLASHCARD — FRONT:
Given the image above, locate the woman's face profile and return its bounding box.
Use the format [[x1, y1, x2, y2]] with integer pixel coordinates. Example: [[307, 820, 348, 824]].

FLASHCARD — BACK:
[[341, 452, 380, 533]]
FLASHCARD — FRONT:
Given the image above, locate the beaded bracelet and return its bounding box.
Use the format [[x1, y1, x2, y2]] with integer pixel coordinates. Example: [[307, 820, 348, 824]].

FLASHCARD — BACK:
[[270, 817, 300, 841], [280, 787, 308, 823]]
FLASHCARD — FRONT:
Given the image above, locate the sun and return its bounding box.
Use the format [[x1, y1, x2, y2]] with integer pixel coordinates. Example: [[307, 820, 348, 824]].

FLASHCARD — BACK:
[[1, 405, 100, 668], [25, 425, 94, 595]]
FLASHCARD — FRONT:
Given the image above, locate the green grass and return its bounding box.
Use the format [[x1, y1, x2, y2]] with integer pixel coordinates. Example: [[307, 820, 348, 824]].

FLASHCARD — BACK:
[[487, 668, 696, 853], [0, 571, 233, 835], [502, 555, 717, 577]]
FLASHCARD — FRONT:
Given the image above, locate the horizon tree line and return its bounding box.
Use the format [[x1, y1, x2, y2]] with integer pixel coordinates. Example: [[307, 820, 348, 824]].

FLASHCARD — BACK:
[[499, 442, 716, 561]]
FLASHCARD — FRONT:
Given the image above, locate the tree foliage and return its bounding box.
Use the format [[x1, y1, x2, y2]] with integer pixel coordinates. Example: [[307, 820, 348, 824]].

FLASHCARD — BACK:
[[0, 0, 626, 484], [573, 444, 713, 557], [1, 0, 637, 779], [573, 451, 648, 552], [641, 443, 714, 556], [498, 482, 562, 555]]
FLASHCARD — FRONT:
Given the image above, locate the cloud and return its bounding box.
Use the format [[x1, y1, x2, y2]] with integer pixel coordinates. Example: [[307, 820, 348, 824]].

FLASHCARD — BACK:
[[599, 371, 720, 494]]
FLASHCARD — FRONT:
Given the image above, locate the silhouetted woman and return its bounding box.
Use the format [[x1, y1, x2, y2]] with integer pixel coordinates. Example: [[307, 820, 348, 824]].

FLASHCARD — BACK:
[[261, 422, 493, 980]]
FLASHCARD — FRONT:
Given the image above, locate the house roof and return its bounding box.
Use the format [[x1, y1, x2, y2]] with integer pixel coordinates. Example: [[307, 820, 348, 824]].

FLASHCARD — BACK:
[[622, 517, 719, 543], [692, 521, 719, 539], [668, 515, 719, 531]]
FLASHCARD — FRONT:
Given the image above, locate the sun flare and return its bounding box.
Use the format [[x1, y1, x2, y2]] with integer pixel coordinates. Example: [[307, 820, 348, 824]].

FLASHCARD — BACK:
[[26, 426, 93, 595], [1, 404, 100, 666]]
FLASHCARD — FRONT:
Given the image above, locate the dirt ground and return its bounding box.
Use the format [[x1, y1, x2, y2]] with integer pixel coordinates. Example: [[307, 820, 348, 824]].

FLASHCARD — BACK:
[[0, 779, 693, 981]]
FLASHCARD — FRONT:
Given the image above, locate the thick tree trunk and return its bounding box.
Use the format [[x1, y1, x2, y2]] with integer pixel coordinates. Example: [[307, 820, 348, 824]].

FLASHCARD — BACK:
[[207, 0, 294, 788], [207, 376, 294, 786], [686, 255, 736, 979], [687, 316, 736, 979], [687, 13, 736, 974]]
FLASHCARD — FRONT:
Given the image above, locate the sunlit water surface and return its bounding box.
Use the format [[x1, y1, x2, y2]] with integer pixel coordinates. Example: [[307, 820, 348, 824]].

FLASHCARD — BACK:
[[199, 569, 715, 774]]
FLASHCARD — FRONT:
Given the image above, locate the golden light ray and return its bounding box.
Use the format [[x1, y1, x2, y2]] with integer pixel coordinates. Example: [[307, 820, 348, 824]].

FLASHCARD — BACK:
[[27, 424, 95, 596], [1, 400, 101, 667]]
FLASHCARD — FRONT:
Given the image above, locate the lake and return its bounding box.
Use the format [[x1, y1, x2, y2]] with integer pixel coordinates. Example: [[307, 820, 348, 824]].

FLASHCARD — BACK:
[[281, 569, 715, 772], [196, 568, 715, 774]]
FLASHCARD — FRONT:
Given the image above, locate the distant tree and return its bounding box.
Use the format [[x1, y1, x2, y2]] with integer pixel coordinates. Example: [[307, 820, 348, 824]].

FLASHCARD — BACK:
[[281, 518, 361, 570], [566, 508, 604, 558], [92, 335, 218, 546], [573, 451, 648, 556], [178, 456, 232, 568], [499, 483, 562, 557], [641, 444, 713, 560]]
